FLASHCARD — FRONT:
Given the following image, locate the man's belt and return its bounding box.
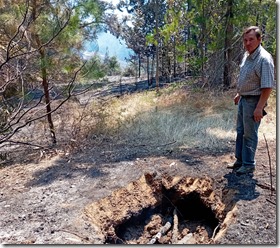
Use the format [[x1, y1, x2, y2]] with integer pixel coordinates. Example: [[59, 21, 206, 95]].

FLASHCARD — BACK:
[[241, 95, 260, 98]]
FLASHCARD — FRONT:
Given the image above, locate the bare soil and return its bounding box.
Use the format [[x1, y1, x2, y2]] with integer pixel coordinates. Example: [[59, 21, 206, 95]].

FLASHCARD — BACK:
[[0, 136, 276, 244], [0, 81, 277, 245]]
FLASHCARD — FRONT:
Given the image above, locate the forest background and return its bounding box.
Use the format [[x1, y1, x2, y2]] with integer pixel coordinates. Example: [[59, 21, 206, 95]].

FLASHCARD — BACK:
[[0, 0, 277, 156]]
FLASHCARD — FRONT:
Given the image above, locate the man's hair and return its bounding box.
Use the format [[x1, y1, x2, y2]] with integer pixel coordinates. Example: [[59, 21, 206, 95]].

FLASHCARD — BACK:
[[243, 26, 262, 39]]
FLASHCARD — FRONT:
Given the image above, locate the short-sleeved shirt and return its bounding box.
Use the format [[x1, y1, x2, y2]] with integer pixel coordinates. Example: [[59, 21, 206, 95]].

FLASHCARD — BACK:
[[237, 45, 274, 96]]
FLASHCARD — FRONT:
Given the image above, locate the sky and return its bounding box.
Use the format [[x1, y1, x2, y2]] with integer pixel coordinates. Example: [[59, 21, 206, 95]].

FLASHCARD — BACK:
[[82, 0, 133, 66], [83, 32, 133, 67]]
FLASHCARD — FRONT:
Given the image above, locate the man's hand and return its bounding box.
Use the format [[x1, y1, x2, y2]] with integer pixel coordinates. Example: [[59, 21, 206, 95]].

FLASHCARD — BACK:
[[254, 107, 263, 122], [234, 94, 240, 105], [254, 88, 272, 122]]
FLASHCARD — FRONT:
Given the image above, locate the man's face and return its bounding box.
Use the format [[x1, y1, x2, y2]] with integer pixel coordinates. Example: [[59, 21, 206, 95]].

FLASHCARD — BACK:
[[243, 30, 262, 54]]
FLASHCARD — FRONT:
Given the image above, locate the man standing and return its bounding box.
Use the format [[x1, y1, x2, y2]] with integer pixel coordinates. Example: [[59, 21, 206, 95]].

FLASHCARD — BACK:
[[227, 26, 275, 175]]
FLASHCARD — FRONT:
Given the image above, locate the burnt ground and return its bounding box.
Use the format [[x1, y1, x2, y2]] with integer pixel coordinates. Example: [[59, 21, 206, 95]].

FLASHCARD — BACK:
[[0, 79, 277, 245], [0, 132, 276, 245]]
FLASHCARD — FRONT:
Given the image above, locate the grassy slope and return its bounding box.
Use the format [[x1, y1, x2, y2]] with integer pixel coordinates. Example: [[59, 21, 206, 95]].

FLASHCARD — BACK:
[[85, 84, 275, 152]]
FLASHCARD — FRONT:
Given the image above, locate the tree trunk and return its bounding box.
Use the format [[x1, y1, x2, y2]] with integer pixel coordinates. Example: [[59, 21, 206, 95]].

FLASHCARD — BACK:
[[35, 35, 57, 144], [152, 52, 155, 85], [32, 2, 56, 144], [173, 36, 176, 79], [147, 54, 151, 86], [138, 53, 141, 78], [200, 0, 206, 85], [223, 0, 233, 89], [155, 0, 159, 91]]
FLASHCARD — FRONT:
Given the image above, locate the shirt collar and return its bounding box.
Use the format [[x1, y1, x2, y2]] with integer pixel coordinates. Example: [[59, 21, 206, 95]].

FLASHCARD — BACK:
[[246, 45, 261, 60]]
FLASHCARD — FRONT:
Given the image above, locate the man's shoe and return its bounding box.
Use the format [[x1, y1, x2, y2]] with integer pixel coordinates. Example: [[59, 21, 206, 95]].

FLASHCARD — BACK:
[[227, 161, 242, 169], [236, 166, 255, 175]]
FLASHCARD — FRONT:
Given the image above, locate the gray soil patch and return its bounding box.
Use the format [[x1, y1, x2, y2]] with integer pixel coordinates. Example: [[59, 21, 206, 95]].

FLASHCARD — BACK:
[[0, 139, 276, 244]]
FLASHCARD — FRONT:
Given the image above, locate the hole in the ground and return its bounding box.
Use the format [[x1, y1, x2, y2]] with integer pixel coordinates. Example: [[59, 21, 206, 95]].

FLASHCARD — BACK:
[[110, 191, 220, 244], [162, 188, 220, 230], [84, 173, 232, 244], [110, 206, 161, 244]]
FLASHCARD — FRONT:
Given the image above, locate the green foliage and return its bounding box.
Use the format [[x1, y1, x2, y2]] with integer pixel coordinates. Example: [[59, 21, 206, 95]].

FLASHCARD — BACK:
[[118, 0, 276, 86], [104, 56, 121, 76], [146, 33, 156, 46], [81, 53, 122, 80], [81, 55, 106, 80], [0, 0, 108, 145]]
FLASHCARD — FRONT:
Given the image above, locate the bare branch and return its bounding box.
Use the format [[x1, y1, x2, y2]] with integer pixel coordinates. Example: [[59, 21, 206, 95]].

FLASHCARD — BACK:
[[263, 133, 273, 197], [6, 0, 30, 61], [0, 63, 85, 145]]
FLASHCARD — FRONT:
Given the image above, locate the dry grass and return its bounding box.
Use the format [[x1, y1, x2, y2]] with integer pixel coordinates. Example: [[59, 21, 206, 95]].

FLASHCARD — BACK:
[[83, 86, 276, 151], [83, 87, 239, 150], [16, 84, 277, 153], [3, 84, 276, 162], [258, 90, 276, 141]]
